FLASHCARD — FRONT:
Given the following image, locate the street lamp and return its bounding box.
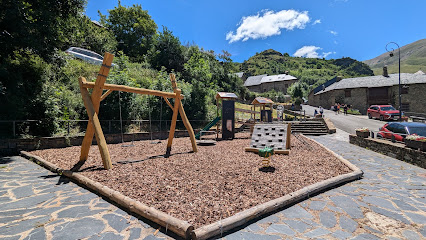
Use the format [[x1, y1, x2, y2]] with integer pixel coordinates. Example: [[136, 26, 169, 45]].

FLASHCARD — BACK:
[[385, 42, 401, 121]]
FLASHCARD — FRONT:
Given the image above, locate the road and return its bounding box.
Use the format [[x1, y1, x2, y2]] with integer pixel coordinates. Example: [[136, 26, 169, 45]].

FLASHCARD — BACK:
[[301, 105, 385, 135]]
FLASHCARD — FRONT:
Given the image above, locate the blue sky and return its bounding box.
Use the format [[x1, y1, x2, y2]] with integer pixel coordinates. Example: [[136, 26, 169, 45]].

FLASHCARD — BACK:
[[85, 0, 426, 63]]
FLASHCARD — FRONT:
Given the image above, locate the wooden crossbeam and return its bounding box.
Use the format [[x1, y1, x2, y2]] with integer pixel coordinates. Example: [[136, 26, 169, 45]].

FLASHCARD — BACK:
[[100, 89, 113, 101], [82, 82, 178, 99]]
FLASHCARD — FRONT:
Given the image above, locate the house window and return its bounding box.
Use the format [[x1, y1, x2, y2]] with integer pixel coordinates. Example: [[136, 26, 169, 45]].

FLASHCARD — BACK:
[[401, 103, 410, 112], [401, 85, 409, 94], [345, 89, 351, 98]]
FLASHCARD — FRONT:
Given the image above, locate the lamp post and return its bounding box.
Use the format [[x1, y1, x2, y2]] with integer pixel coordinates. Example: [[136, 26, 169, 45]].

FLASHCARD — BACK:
[[386, 42, 401, 121]]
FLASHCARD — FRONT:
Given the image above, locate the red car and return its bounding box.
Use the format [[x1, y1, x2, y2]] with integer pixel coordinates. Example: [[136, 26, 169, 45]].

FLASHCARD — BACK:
[[367, 105, 400, 121], [377, 122, 426, 142]]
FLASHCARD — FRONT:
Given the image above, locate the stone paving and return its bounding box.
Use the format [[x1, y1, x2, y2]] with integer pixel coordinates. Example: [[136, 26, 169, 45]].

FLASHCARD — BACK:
[[1, 130, 425, 240]]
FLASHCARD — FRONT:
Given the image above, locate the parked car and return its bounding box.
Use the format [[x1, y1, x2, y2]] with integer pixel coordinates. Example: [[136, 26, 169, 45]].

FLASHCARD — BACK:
[[65, 47, 116, 67], [367, 105, 400, 121], [377, 122, 426, 142]]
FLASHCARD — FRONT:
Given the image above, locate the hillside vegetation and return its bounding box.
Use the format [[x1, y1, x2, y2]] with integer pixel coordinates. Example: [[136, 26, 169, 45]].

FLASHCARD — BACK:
[[363, 39, 426, 75], [237, 49, 374, 97]]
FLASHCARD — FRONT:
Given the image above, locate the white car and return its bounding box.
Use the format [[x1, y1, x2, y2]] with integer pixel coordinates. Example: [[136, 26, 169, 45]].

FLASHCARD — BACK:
[[65, 47, 116, 67]]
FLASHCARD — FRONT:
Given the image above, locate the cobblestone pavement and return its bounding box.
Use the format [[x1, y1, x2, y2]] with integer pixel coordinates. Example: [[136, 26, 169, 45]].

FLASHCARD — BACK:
[[1, 130, 425, 240]]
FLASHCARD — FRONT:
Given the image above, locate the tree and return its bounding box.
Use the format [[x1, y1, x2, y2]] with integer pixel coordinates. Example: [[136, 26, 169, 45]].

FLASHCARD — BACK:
[[0, 0, 85, 62], [148, 26, 184, 72], [99, 1, 157, 62]]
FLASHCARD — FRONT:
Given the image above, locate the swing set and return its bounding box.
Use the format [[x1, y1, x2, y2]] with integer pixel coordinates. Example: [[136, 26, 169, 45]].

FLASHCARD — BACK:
[[77, 53, 197, 170]]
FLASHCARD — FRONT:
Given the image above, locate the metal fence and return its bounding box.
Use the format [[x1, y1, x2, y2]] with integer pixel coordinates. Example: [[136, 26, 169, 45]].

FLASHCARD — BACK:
[[0, 119, 211, 139]]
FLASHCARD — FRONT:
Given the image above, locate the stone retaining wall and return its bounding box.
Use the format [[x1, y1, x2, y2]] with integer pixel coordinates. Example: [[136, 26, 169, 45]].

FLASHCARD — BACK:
[[0, 131, 190, 156], [349, 135, 426, 169]]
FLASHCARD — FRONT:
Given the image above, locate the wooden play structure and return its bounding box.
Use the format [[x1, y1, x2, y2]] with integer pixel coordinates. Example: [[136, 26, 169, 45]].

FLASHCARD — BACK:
[[77, 53, 197, 170], [251, 97, 274, 122]]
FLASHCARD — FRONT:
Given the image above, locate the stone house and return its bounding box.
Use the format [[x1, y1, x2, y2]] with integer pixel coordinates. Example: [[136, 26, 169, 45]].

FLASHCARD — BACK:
[[308, 68, 426, 114], [244, 73, 298, 93]]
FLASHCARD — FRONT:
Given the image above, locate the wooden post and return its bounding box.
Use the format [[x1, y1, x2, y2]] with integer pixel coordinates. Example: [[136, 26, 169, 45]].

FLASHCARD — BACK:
[[79, 53, 114, 163], [165, 89, 181, 157], [79, 79, 112, 169], [169, 74, 197, 153], [286, 123, 291, 149]]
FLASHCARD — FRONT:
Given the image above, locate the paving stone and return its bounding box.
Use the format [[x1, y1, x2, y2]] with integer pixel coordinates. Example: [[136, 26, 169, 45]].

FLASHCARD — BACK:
[[56, 206, 103, 219], [0, 193, 53, 211], [369, 207, 411, 224], [51, 218, 105, 240], [244, 223, 264, 232], [309, 200, 327, 210], [1, 236, 21, 240], [339, 216, 358, 233], [363, 225, 382, 235], [256, 214, 280, 224], [281, 206, 313, 219], [319, 211, 336, 228], [0, 209, 35, 217], [0, 216, 22, 224], [0, 216, 50, 235], [330, 196, 364, 219], [362, 196, 398, 211], [103, 214, 128, 233], [141, 235, 164, 240], [12, 185, 34, 199], [419, 225, 426, 237], [283, 219, 311, 233], [128, 227, 142, 240], [88, 232, 125, 240], [402, 230, 421, 240], [225, 231, 281, 240], [300, 219, 320, 228], [386, 237, 402, 240], [403, 212, 426, 224], [265, 224, 295, 236], [23, 227, 46, 240], [114, 208, 129, 216], [28, 206, 62, 217], [303, 228, 331, 238], [350, 233, 380, 240], [332, 230, 352, 239]]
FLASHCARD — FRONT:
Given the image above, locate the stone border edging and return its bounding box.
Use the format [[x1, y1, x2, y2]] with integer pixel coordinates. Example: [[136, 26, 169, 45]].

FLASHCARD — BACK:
[[20, 135, 363, 240], [192, 134, 363, 240], [20, 151, 194, 239]]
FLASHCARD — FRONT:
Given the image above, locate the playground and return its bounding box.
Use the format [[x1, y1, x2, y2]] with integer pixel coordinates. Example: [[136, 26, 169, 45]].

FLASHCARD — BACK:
[[20, 53, 362, 239], [29, 132, 353, 229]]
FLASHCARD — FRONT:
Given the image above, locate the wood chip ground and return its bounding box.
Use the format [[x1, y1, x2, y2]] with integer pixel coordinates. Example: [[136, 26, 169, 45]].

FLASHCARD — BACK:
[[30, 133, 352, 228]]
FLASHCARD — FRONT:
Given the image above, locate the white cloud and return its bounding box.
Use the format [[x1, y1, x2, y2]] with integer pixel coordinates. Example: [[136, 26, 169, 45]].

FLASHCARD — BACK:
[[293, 46, 335, 58], [329, 30, 338, 36], [313, 19, 321, 25], [226, 9, 310, 43]]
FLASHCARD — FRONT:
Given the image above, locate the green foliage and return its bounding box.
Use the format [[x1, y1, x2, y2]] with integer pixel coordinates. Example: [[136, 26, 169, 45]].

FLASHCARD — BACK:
[[238, 49, 374, 97], [149, 26, 184, 72], [99, 1, 157, 62], [59, 15, 117, 54], [0, 0, 86, 61]]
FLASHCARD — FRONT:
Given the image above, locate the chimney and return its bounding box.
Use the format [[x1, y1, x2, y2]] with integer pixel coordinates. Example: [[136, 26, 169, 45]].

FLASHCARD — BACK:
[[383, 65, 389, 77], [285, 71, 289, 75], [336, 76, 343, 82]]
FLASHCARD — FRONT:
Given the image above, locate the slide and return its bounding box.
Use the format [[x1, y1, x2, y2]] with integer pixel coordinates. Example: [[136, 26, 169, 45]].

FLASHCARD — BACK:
[[195, 116, 221, 140]]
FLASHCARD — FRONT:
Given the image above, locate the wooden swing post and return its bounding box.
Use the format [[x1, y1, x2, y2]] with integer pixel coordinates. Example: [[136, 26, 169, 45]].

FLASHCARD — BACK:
[[77, 54, 197, 169]]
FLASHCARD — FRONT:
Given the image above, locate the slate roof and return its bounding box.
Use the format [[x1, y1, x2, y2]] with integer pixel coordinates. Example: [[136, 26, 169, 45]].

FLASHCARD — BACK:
[[216, 92, 238, 100], [252, 97, 274, 105], [260, 74, 297, 84], [314, 73, 426, 96], [244, 74, 267, 87]]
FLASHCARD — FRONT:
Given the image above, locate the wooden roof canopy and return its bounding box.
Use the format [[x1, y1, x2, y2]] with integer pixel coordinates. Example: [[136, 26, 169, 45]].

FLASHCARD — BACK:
[[251, 97, 274, 105], [215, 92, 238, 101]]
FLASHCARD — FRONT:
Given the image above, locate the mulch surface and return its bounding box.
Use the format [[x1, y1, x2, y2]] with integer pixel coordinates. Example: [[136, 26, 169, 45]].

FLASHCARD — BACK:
[[30, 132, 352, 228]]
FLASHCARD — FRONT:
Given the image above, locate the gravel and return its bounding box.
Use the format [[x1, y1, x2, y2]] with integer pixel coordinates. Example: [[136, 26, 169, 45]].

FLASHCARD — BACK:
[[30, 132, 352, 228]]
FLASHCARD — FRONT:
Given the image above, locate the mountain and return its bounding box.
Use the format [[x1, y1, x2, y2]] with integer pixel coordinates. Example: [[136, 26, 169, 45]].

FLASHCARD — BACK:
[[236, 49, 373, 96], [363, 39, 426, 75]]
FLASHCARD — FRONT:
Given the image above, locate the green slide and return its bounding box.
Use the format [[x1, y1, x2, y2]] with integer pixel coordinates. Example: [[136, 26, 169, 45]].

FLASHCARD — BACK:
[[195, 116, 221, 140]]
